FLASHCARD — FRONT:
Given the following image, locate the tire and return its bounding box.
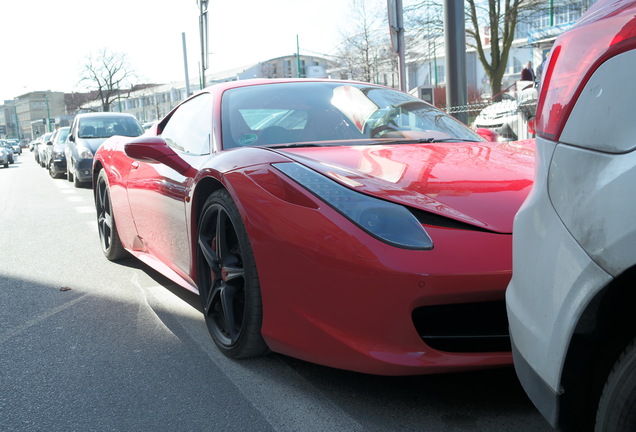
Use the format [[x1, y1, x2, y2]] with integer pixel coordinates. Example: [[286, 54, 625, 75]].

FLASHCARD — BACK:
[[95, 170, 127, 261], [48, 161, 58, 178], [67, 165, 74, 183], [595, 339, 636, 432], [196, 190, 268, 359], [74, 174, 84, 188]]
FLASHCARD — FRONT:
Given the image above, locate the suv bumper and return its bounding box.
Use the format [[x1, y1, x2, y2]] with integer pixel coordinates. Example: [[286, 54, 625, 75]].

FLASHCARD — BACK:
[[506, 138, 612, 427]]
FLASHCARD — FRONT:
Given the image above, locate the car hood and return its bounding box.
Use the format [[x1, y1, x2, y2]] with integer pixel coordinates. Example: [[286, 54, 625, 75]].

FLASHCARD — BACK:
[[76, 137, 109, 153], [275, 141, 535, 233]]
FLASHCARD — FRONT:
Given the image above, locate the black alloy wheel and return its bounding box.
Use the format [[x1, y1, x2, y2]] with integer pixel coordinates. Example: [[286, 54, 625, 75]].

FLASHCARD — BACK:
[[196, 190, 268, 359], [95, 170, 127, 261]]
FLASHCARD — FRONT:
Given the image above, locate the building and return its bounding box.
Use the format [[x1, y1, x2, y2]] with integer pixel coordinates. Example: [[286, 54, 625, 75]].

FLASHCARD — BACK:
[[0, 91, 70, 141]]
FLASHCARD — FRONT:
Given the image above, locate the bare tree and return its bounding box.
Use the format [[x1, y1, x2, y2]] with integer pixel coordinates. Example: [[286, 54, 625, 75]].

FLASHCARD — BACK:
[[409, 0, 579, 100], [79, 48, 137, 112], [337, 0, 393, 84]]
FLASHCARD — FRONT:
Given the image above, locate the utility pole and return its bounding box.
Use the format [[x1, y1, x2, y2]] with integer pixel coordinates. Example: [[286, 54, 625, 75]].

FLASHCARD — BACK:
[[444, 0, 468, 124], [182, 32, 192, 97], [198, 0, 209, 89], [387, 0, 407, 91], [45, 93, 52, 133], [296, 35, 302, 78]]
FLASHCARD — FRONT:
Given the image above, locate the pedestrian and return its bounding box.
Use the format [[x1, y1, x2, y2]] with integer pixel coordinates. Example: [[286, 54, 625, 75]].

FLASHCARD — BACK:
[[521, 61, 535, 82]]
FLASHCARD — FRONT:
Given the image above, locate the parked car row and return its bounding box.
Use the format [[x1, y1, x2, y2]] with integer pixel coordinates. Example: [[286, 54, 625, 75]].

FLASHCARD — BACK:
[[30, 113, 145, 185]]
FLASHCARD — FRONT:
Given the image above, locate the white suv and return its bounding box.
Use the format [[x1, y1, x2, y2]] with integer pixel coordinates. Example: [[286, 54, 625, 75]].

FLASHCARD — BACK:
[[506, 1, 636, 431]]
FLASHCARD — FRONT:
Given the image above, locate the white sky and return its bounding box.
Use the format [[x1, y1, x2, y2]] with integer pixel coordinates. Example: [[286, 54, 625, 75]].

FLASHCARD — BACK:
[[0, 0, 356, 102]]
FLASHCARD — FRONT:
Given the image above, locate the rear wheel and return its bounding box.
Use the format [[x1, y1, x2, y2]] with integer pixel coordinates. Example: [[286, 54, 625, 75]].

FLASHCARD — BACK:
[[595, 339, 636, 432], [95, 170, 127, 261], [196, 190, 268, 359]]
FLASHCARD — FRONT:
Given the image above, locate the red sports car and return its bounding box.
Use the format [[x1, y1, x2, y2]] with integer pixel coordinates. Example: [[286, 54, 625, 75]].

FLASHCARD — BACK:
[[93, 79, 534, 375]]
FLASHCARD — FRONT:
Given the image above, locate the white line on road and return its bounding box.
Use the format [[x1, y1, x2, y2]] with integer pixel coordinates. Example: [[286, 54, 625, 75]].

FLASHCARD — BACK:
[[142, 283, 366, 432], [0, 294, 89, 346]]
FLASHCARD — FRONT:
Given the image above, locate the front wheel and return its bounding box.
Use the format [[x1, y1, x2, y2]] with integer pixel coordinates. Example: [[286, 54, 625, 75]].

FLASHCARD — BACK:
[[595, 339, 636, 432], [48, 161, 58, 178], [196, 190, 268, 359], [95, 170, 127, 261]]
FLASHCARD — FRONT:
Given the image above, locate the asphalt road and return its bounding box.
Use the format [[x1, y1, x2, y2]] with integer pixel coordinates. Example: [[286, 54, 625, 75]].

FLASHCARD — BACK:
[[0, 153, 552, 432]]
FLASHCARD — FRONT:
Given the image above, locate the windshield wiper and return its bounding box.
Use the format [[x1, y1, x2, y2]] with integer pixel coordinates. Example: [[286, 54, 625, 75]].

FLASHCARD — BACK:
[[373, 137, 478, 145], [266, 143, 325, 149]]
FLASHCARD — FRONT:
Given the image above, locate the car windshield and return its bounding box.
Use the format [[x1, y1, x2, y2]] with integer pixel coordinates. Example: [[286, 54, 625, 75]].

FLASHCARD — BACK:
[[55, 128, 70, 144], [78, 117, 143, 139], [221, 82, 483, 149]]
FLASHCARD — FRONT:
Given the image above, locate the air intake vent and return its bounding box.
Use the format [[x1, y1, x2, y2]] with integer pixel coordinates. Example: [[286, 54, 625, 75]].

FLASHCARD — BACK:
[[409, 208, 495, 232]]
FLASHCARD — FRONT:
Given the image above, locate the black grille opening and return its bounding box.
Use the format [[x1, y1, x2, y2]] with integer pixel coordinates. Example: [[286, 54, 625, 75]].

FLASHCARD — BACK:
[[412, 301, 511, 353]]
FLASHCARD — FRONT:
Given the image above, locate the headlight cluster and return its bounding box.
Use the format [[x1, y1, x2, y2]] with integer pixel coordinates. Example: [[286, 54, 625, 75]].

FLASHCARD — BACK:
[[77, 147, 93, 158], [273, 162, 433, 250]]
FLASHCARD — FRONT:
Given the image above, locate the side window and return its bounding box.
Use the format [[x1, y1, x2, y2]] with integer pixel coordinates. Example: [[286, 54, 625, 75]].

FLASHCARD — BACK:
[[161, 93, 212, 155]]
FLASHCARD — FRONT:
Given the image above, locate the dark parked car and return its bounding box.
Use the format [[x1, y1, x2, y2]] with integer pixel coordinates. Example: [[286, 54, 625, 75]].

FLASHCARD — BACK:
[[65, 113, 144, 187], [45, 127, 70, 178]]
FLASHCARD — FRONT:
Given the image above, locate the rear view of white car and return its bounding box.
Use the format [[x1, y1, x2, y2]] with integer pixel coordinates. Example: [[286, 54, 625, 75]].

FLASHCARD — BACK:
[[506, 1, 636, 431]]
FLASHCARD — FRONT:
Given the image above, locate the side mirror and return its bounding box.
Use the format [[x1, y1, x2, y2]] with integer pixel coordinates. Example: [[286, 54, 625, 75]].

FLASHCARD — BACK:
[[46, 141, 53, 145], [68, 134, 75, 142], [124, 136, 196, 177], [475, 128, 500, 142]]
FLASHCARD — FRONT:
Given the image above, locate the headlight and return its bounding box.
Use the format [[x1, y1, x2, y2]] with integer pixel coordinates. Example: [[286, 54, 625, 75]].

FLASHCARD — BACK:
[[77, 146, 93, 158], [274, 162, 433, 250]]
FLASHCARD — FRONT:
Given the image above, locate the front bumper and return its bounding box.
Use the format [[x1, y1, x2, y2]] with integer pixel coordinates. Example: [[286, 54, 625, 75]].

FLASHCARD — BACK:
[[73, 157, 94, 182], [50, 158, 67, 175], [229, 169, 516, 375]]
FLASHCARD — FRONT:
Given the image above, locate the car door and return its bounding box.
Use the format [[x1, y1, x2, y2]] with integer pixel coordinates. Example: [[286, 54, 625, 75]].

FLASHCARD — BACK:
[[126, 93, 213, 282]]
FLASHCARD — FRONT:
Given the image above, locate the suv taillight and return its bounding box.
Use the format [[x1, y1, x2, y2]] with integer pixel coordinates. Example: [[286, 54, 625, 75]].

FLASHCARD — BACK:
[[536, 0, 636, 141]]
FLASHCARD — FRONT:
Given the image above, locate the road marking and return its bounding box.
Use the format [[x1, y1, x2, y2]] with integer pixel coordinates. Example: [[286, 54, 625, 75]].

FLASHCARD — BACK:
[[143, 283, 366, 432], [0, 294, 89, 345]]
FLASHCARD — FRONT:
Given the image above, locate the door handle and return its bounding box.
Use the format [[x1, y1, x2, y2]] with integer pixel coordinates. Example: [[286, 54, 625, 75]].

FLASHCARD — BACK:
[[131, 161, 140, 169]]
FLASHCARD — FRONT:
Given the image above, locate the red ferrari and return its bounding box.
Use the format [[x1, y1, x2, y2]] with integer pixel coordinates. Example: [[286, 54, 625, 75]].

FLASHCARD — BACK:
[[93, 79, 534, 375]]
